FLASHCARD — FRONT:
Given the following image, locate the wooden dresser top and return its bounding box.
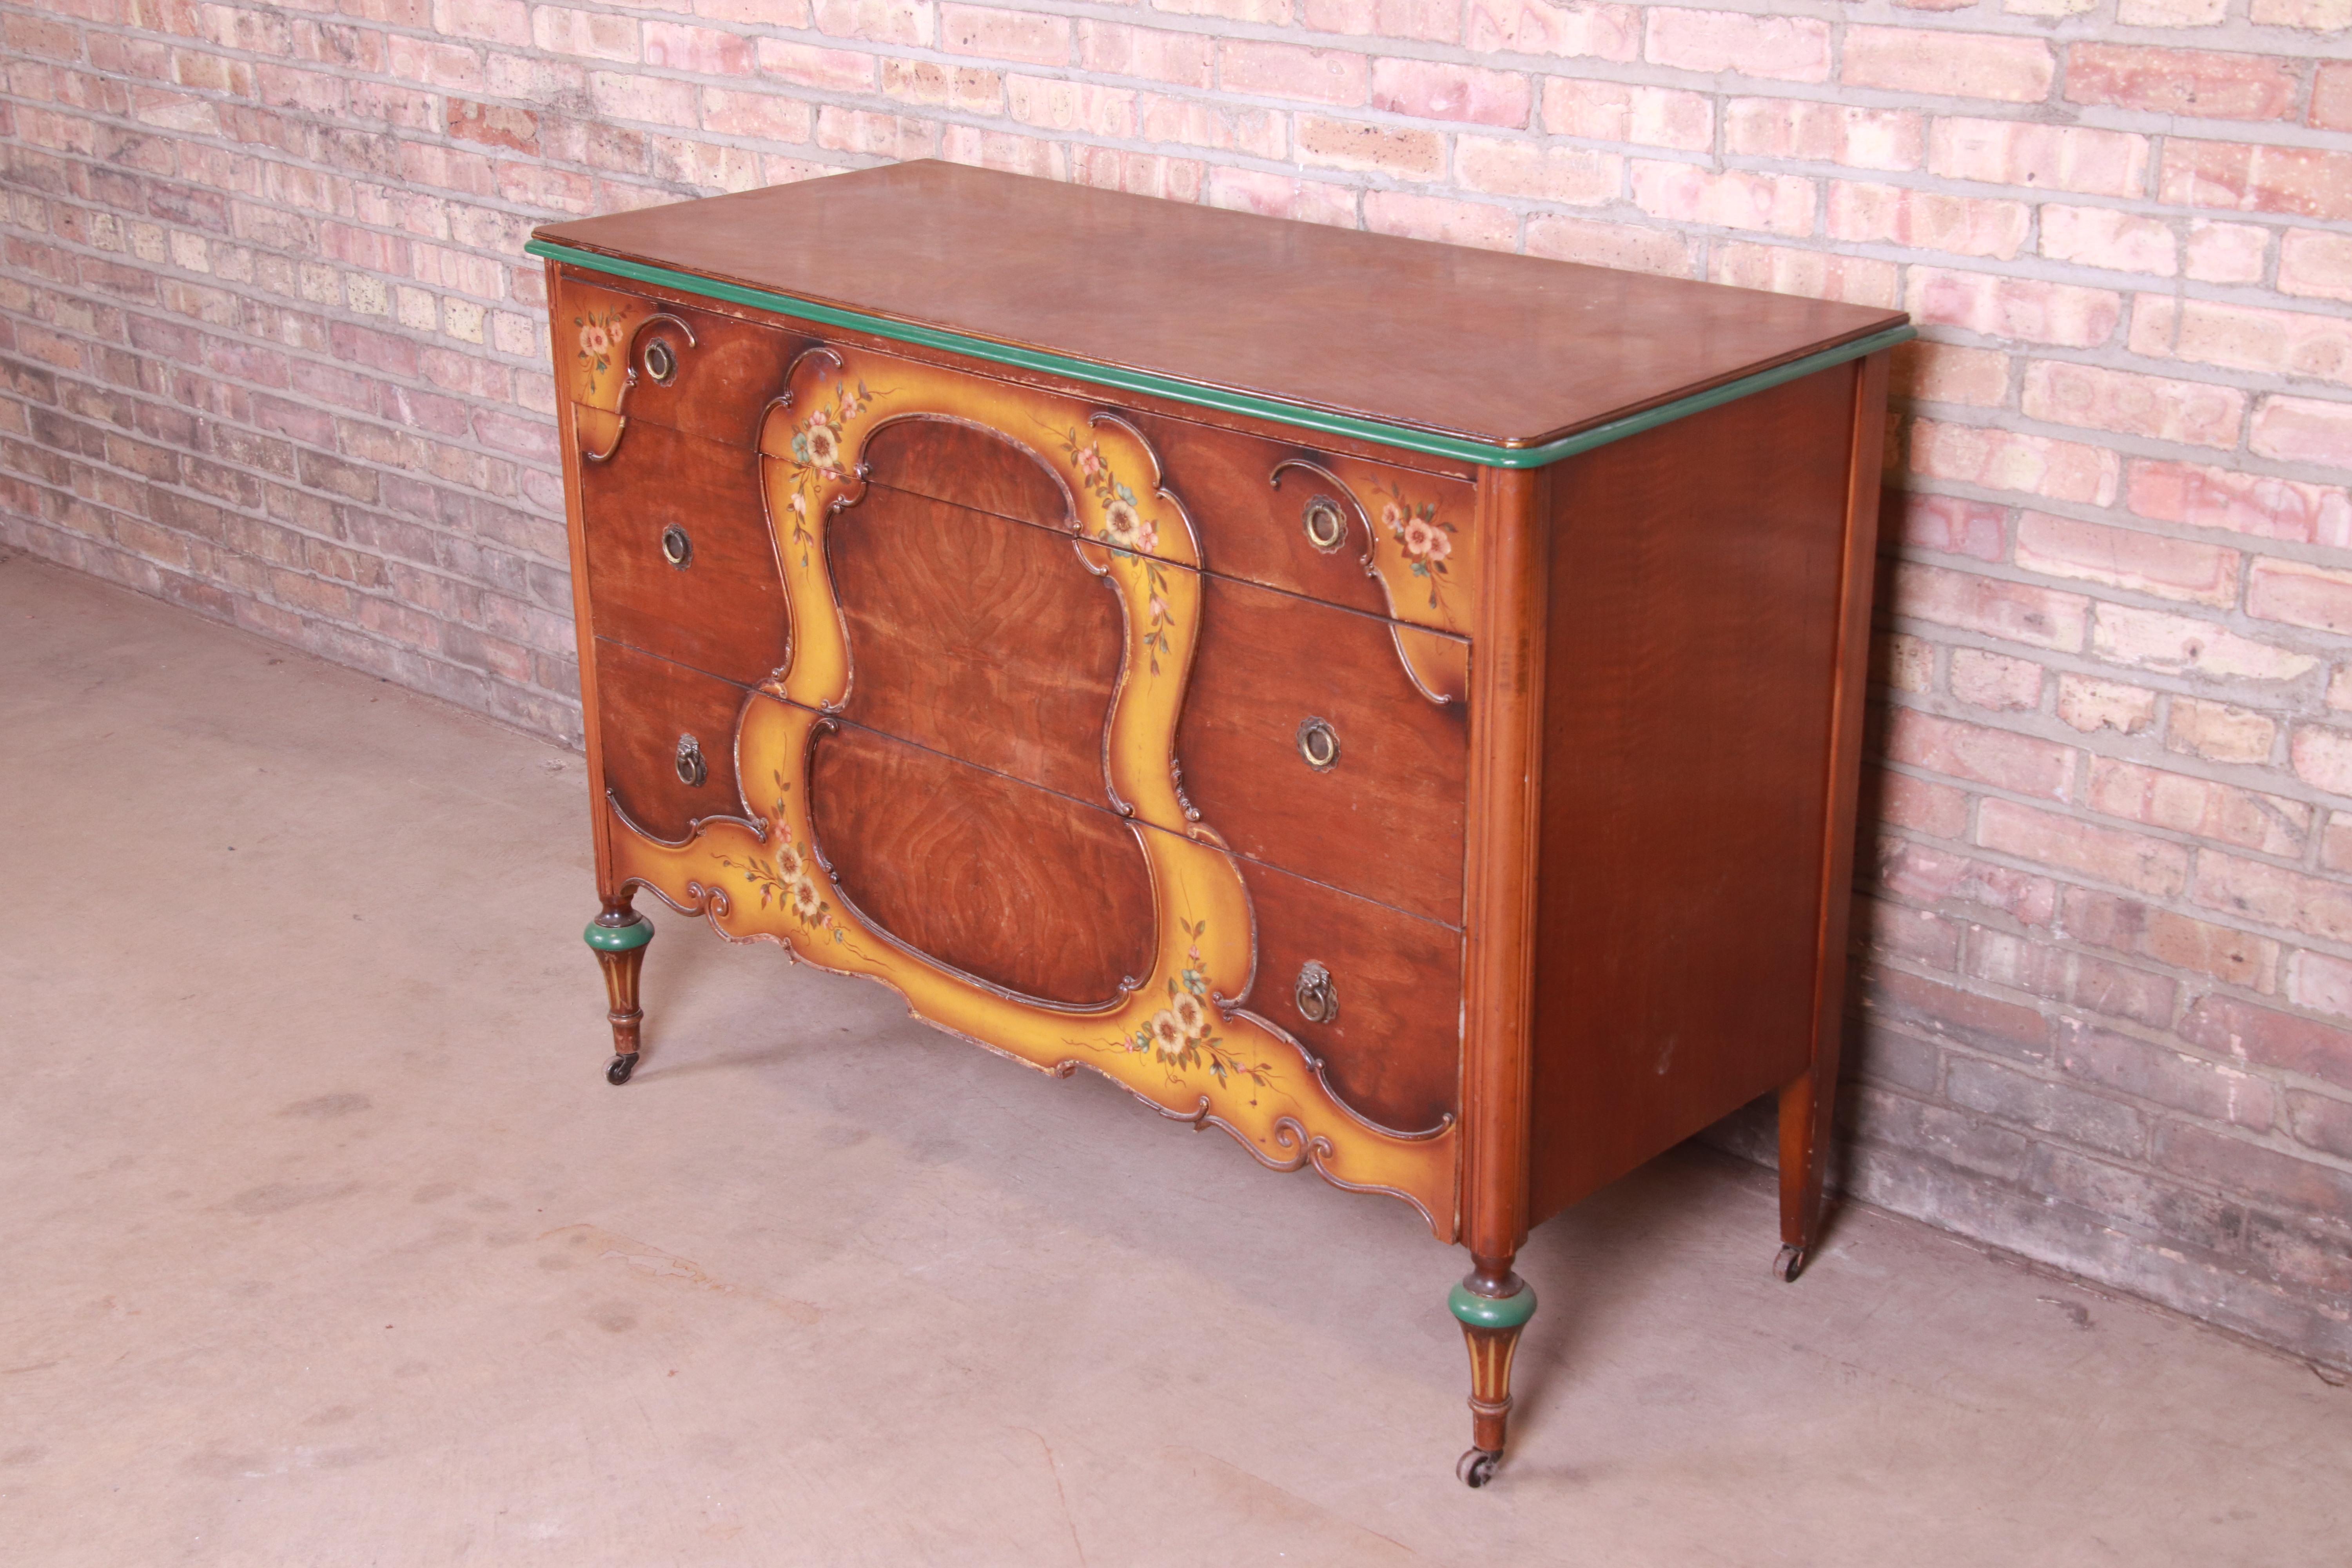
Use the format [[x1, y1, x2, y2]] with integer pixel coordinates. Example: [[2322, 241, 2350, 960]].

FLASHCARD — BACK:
[[533, 160, 1907, 457]]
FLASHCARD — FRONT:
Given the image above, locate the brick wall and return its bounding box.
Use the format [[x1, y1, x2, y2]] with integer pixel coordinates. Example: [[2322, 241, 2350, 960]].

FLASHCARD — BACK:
[[5, 0, 2349, 1365]]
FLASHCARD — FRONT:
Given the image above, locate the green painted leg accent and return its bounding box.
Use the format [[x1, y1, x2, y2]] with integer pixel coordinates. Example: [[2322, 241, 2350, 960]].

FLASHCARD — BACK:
[[1449, 1277, 1537, 1330], [584, 914, 655, 952]]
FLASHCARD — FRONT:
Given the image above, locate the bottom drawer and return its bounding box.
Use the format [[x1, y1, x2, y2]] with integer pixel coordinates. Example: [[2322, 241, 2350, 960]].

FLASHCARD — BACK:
[[592, 639, 748, 841], [796, 713, 1462, 1135]]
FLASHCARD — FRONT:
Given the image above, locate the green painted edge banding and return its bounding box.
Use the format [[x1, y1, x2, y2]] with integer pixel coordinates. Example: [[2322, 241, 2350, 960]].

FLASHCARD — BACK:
[[527, 238, 1914, 469], [1449, 1279, 1537, 1330], [583, 916, 654, 952]]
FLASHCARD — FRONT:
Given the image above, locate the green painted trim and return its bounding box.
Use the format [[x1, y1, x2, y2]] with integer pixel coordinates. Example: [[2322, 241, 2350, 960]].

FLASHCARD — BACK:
[[1449, 1279, 1537, 1330], [584, 916, 654, 953], [527, 238, 1913, 469]]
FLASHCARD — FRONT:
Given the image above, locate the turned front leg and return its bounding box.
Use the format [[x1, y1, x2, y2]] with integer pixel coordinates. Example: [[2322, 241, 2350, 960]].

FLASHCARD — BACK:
[[1448, 1256, 1536, 1488], [584, 898, 653, 1085]]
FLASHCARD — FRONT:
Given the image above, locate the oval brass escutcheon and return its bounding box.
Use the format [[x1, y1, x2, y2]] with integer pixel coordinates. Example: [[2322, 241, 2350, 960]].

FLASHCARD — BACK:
[[674, 733, 706, 788], [1302, 495, 1347, 553], [643, 337, 678, 386], [660, 524, 692, 569], [1296, 715, 1339, 771], [1295, 961, 1337, 1025]]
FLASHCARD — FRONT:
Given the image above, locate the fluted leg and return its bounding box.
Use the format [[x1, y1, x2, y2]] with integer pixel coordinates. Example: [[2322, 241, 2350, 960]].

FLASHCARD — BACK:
[[584, 899, 653, 1085], [1449, 1260, 1535, 1487]]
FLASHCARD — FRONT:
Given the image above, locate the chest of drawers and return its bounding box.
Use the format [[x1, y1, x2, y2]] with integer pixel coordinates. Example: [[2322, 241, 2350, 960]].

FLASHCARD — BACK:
[[529, 162, 1907, 1486]]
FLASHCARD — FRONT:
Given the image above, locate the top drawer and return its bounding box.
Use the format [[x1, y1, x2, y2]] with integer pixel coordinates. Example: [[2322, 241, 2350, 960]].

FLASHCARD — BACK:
[[557, 274, 803, 456]]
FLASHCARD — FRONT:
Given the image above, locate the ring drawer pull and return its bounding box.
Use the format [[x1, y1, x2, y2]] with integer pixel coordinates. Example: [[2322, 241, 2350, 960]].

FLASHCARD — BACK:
[[1296, 716, 1339, 771], [674, 733, 707, 788], [1302, 495, 1347, 553], [660, 524, 693, 569], [644, 337, 679, 386], [1295, 961, 1338, 1025]]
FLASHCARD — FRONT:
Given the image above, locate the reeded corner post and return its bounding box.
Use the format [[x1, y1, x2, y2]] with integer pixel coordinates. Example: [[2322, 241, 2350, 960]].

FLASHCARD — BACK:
[[1448, 1271, 1537, 1488], [584, 903, 654, 1085]]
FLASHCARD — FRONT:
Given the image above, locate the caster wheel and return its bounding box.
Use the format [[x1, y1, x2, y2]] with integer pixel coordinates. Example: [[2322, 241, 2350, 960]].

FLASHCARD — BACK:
[[1775, 1243, 1808, 1283], [1457, 1448, 1500, 1488], [606, 1053, 638, 1086]]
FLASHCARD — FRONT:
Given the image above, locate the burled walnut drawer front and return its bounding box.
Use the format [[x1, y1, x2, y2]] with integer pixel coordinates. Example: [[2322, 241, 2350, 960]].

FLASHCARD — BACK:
[[800, 715, 1462, 1132], [593, 639, 748, 844], [558, 275, 800, 452], [577, 419, 789, 687], [827, 431, 1468, 924]]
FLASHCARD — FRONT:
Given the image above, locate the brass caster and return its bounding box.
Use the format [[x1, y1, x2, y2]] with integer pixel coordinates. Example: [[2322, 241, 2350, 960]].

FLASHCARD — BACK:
[[1775, 1243, 1808, 1282], [607, 1053, 639, 1086], [1457, 1447, 1500, 1488]]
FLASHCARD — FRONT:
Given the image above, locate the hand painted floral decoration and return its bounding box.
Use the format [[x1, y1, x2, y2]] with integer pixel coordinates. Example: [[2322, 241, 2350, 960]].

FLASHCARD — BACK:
[[574, 306, 629, 399], [1054, 425, 1177, 675], [1366, 476, 1458, 613], [1114, 917, 1276, 1102], [778, 377, 881, 568]]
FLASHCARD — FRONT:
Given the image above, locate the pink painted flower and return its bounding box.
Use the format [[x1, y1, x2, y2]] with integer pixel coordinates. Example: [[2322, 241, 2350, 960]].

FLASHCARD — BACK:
[[1403, 518, 1437, 557], [775, 843, 805, 882], [804, 419, 840, 468], [1075, 445, 1106, 481], [1421, 527, 1451, 564], [788, 876, 822, 920], [581, 323, 610, 356], [1381, 500, 1406, 532]]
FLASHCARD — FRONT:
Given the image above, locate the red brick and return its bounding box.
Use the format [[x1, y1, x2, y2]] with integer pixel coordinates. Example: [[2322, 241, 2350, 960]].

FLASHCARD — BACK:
[[2059, 1024, 2275, 1129], [1523, 214, 1696, 277], [2288, 950, 2352, 1024], [2066, 45, 2299, 122], [1296, 116, 1445, 181], [2286, 1091, 2352, 1160], [1008, 76, 1137, 138], [1857, 893, 1964, 969], [1138, 95, 1286, 159], [938, 4, 1067, 65], [2133, 296, 2352, 388], [2161, 140, 2352, 222], [812, 0, 929, 45], [1643, 8, 1830, 82], [1863, 966, 2053, 1061], [2182, 997, 2352, 1095], [2022, 361, 2245, 450], [1465, 0, 1640, 61], [2316, 62, 2352, 132], [2088, 758, 2305, 854], [700, 88, 813, 143], [2291, 724, 2352, 797], [641, 20, 754, 74], [2250, 396, 2352, 469], [1710, 244, 1898, 308], [2126, 461, 2352, 548], [1362, 191, 1517, 251], [2091, 603, 2316, 682], [752, 39, 875, 91], [1543, 79, 1711, 151], [1978, 799, 2190, 898], [2279, 229, 2352, 305], [1844, 26, 2053, 103], [1891, 343, 2010, 408], [1306, 0, 1463, 42], [2039, 206, 2177, 275], [2167, 698, 2280, 766], [1887, 708, 2074, 799], [1889, 561, 2091, 653], [1948, 647, 2044, 712], [1869, 766, 1972, 837], [879, 60, 1004, 114], [1895, 495, 2005, 562], [1205, 168, 1359, 228], [1928, 118, 2148, 199], [2247, 557, 2352, 636], [1907, 419, 2119, 507], [2014, 511, 2239, 608], [1828, 183, 2027, 260], [2196, 853, 2352, 946], [1370, 58, 1529, 127], [2185, 220, 2270, 284], [1456, 137, 1619, 205], [1973, 940, 2177, 1029], [1725, 99, 1920, 171], [1907, 269, 2120, 348], [1219, 40, 1367, 106], [2062, 888, 2279, 989], [2056, 674, 2157, 738], [1629, 162, 1813, 236], [432, 0, 528, 47], [1075, 22, 1211, 87]]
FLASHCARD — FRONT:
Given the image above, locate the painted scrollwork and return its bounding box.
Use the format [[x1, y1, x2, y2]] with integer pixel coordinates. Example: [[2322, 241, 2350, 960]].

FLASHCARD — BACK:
[[1269, 457, 1472, 706], [602, 342, 1460, 1238]]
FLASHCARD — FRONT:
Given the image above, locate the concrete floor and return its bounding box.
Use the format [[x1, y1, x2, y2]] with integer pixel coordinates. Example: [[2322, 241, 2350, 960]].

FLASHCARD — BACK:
[[3, 550, 2347, 1567]]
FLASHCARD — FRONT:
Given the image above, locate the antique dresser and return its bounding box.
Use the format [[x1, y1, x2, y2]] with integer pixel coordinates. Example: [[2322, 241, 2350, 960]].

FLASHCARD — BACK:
[[528, 161, 1909, 1486]]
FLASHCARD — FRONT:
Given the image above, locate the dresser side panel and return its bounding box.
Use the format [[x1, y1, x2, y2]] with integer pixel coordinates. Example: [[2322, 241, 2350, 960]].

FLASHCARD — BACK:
[[1526, 367, 1860, 1223]]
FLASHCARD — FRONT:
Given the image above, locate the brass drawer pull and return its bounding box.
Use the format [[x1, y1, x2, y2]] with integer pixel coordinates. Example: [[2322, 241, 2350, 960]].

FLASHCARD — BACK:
[[644, 337, 679, 385], [1295, 961, 1338, 1024], [1296, 716, 1339, 771], [1302, 495, 1347, 553], [661, 524, 692, 569], [674, 733, 707, 788]]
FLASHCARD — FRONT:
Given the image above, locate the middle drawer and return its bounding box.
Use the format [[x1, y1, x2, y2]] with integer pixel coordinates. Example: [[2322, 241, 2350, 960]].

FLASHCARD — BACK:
[[828, 475, 1470, 925]]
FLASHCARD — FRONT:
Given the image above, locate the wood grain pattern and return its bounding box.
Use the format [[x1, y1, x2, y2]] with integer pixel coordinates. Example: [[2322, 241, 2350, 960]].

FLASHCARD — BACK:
[[860, 414, 1072, 533], [1179, 570, 1469, 925], [593, 637, 749, 844], [1525, 367, 1860, 1225], [807, 719, 1156, 1008], [556, 279, 801, 454], [579, 417, 789, 686], [830, 452, 1121, 806], [1230, 851, 1463, 1136], [537, 161, 1909, 450]]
